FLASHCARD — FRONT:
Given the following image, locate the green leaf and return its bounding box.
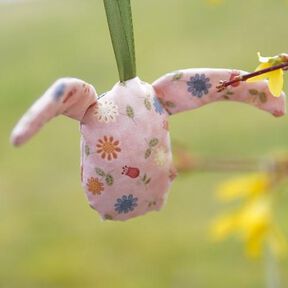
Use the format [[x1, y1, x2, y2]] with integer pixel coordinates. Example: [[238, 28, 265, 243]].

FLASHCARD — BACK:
[[144, 98, 152, 110], [149, 138, 159, 147], [126, 105, 134, 119], [103, 0, 136, 81], [165, 101, 176, 108], [172, 71, 183, 81], [105, 174, 114, 186], [104, 214, 113, 220], [145, 178, 151, 185], [95, 167, 106, 177], [249, 89, 259, 95], [85, 144, 90, 156], [259, 92, 267, 103], [145, 148, 152, 159]]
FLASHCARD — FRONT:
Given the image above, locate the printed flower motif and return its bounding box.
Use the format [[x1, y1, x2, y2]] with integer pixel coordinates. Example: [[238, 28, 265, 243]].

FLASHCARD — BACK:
[[122, 166, 140, 178], [94, 99, 119, 123], [187, 73, 212, 97], [247, 52, 285, 97], [96, 136, 121, 160], [53, 83, 66, 100], [154, 146, 168, 167], [87, 177, 104, 195], [153, 96, 165, 115], [114, 194, 138, 214]]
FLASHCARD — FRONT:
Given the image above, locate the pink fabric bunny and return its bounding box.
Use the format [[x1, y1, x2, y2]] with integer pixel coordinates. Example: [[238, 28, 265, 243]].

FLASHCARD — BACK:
[[11, 69, 286, 221]]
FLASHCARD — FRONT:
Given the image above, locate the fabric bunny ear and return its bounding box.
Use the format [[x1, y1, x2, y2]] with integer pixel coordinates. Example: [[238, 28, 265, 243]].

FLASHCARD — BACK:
[[152, 69, 286, 117], [11, 78, 97, 146]]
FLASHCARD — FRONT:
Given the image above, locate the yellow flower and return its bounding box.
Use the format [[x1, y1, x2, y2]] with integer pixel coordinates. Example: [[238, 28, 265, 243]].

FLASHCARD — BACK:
[[211, 195, 286, 258], [216, 173, 271, 202], [247, 52, 284, 97]]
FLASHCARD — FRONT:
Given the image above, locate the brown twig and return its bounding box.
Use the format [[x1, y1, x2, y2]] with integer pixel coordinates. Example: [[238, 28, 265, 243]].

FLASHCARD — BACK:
[[174, 146, 288, 175], [217, 62, 288, 92], [176, 155, 264, 173]]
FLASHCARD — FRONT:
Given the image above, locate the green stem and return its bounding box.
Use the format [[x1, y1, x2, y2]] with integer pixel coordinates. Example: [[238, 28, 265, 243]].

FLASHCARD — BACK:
[[103, 0, 136, 82]]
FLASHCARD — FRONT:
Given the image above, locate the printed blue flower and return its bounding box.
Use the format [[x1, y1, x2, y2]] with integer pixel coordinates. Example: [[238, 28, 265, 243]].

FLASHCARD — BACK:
[[114, 194, 138, 214], [187, 74, 212, 98], [153, 96, 165, 115], [53, 83, 66, 100]]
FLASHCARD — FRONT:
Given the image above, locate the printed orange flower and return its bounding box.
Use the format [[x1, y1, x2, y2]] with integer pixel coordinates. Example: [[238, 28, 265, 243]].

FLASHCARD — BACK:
[[87, 177, 104, 195], [96, 136, 121, 160]]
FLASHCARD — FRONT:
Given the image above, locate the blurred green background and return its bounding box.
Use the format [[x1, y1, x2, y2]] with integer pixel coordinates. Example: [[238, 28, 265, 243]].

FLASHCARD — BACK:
[[1, 0, 288, 287]]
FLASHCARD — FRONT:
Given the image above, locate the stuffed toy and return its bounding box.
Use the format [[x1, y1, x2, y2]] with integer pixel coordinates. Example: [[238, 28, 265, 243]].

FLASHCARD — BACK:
[[10, 71, 286, 221], [10, 1, 286, 221]]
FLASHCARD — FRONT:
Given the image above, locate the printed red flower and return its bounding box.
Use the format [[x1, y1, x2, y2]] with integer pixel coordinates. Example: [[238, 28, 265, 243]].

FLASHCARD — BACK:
[[122, 166, 140, 178]]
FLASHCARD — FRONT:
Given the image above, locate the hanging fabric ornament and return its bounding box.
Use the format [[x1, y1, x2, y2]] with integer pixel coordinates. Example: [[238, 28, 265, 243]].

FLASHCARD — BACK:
[[10, 0, 286, 221]]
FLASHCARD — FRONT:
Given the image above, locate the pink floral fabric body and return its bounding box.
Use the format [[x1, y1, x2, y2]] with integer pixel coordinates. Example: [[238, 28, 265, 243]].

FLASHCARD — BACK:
[[81, 78, 173, 221], [11, 69, 286, 221]]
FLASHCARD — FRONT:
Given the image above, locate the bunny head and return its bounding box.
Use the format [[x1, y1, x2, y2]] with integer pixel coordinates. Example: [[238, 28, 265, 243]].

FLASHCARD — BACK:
[[11, 68, 286, 221]]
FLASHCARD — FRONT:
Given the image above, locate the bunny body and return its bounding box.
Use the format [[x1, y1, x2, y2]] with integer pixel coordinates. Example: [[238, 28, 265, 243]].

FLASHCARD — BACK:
[[80, 77, 173, 220]]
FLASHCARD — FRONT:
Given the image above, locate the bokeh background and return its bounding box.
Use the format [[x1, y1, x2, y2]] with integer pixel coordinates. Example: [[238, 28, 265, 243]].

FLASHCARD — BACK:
[[1, 0, 288, 287]]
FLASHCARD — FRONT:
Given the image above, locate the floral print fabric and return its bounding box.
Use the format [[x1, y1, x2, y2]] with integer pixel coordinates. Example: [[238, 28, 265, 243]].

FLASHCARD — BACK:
[[96, 136, 121, 161], [153, 69, 286, 116], [11, 69, 286, 221], [80, 77, 172, 221], [187, 73, 212, 98], [94, 99, 119, 123]]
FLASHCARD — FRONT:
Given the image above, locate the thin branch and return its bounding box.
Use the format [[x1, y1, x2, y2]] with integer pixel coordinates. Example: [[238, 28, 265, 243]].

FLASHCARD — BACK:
[[174, 147, 288, 176], [217, 62, 288, 92]]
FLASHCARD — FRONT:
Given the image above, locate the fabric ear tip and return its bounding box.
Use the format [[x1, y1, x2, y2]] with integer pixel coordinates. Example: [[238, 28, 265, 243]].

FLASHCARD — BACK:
[[10, 127, 27, 147], [272, 108, 286, 118], [10, 133, 23, 147]]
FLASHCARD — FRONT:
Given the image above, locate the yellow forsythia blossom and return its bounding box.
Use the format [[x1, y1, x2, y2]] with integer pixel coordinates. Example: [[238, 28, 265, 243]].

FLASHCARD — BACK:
[[247, 52, 284, 97], [217, 173, 271, 201], [211, 173, 286, 258]]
